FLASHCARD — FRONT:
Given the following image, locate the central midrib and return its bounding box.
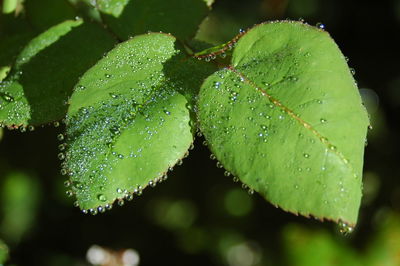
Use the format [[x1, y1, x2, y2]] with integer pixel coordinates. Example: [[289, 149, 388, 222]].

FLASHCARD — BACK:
[[226, 65, 356, 177]]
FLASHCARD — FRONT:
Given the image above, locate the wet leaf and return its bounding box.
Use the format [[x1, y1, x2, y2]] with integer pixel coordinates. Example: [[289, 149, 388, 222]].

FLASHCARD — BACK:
[[198, 21, 369, 225], [96, 0, 209, 41], [0, 19, 116, 127], [65, 33, 214, 212]]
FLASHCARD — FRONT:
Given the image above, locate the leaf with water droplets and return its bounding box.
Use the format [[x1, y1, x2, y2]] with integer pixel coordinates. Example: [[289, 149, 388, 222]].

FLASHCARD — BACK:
[[65, 33, 214, 212], [0, 19, 116, 127], [198, 21, 369, 226], [96, 0, 209, 41]]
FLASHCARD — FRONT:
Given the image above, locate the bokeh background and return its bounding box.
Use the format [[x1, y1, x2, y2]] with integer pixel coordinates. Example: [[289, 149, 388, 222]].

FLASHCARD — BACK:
[[1, 0, 400, 265]]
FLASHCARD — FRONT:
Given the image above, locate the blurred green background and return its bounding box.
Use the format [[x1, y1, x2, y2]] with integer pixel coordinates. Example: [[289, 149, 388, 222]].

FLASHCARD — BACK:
[[1, 0, 400, 265]]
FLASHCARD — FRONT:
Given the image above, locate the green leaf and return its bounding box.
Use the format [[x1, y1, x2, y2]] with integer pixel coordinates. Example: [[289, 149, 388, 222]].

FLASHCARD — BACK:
[[283, 224, 362, 266], [198, 21, 369, 225], [96, 0, 209, 41], [24, 0, 77, 31], [0, 239, 8, 264], [65, 33, 214, 213], [0, 171, 40, 244], [0, 19, 116, 127]]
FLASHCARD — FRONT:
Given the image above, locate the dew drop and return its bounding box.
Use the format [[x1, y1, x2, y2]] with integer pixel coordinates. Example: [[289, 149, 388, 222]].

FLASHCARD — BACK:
[[98, 206, 105, 213], [57, 134, 64, 141], [125, 193, 133, 201], [316, 22, 325, 29], [58, 153, 65, 160], [216, 161, 223, 168], [338, 220, 354, 235], [320, 118, 327, 123], [303, 153, 310, 158], [90, 208, 98, 215], [117, 199, 125, 206], [28, 125, 35, 131], [66, 190, 73, 197], [97, 194, 107, 202], [210, 154, 216, 160], [224, 170, 231, 177]]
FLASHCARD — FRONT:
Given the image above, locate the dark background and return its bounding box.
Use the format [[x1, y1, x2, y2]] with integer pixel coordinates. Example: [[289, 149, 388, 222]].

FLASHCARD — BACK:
[[1, 0, 399, 265]]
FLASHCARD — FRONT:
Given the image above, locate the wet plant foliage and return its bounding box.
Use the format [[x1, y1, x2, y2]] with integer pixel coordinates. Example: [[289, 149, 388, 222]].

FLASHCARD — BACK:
[[0, 0, 369, 232]]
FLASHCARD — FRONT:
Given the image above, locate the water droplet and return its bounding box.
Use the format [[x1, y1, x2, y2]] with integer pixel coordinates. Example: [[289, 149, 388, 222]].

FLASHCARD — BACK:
[[105, 204, 112, 210], [125, 193, 133, 201], [64, 181, 71, 187], [1, 93, 14, 102], [58, 153, 65, 160], [239, 28, 245, 33], [320, 118, 327, 123], [350, 68, 356, 75], [97, 194, 107, 202], [149, 180, 155, 187], [98, 206, 105, 213], [117, 188, 123, 193], [105, 73, 112, 78], [28, 125, 35, 131], [216, 161, 223, 168], [316, 22, 325, 29], [303, 153, 310, 158], [60, 169, 67, 175], [57, 134, 64, 141], [66, 190, 73, 197], [248, 189, 254, 195], [90, 208, 98, 215], [232, 176, 239, 182], [202, 140, 208, 146], [73, 201, 79, 207], [117, 199, 125, 206], [19, 127, 26, 133], [329, 144, 336, 150], [210, 154, 216, 160], [53, 121, 60, 127], [338, 220, 354, 235], [109, 92, 118, 99], [224, 170, 231, 177]]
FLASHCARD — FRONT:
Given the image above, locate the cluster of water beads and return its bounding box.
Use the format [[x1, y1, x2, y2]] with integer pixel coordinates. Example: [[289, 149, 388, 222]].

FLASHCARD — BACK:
[[338, 220, 354, 235]]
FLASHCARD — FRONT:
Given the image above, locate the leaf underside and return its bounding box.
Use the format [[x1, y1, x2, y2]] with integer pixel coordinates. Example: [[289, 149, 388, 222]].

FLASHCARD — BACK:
[[65, 33, 215, 212], [198, 21, 369, 225], [0, 20, 116, 127]]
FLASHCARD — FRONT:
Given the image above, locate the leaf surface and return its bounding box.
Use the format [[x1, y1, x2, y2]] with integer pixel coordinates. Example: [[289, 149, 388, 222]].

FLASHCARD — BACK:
[[198, 21, 369, 225], [65, 33, 214, 212], [0, 19, 116, 127], [96, 0, 209, 41]]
